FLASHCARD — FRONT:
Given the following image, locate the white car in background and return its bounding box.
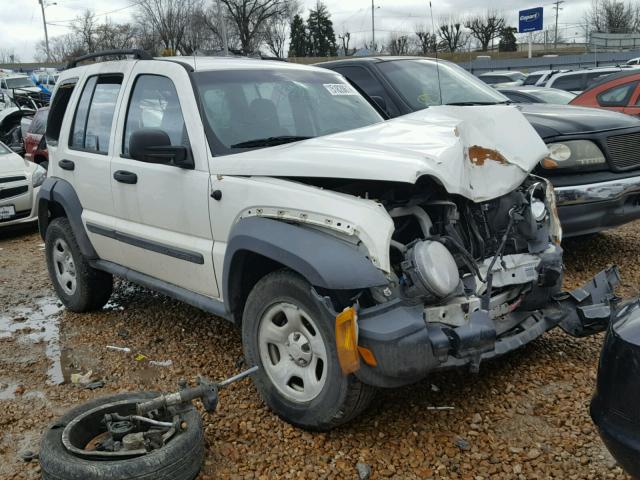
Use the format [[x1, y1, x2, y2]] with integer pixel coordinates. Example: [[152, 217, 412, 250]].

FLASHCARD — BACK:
[[0, 140, 46, 227], [477, 70, 526, 87], [522, 69, 569, 86]]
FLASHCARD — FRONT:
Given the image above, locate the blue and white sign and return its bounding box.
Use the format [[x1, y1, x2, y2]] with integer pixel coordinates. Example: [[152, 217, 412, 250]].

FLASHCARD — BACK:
[[519, 7, 543, 33]]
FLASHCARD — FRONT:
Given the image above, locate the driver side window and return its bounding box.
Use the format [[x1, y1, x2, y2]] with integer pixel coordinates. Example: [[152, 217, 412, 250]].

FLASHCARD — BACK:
[[123, 75, 190, 157]]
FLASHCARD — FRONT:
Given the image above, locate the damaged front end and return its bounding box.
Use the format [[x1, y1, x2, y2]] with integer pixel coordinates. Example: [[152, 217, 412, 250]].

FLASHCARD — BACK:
[[319, 175, 626, 388]]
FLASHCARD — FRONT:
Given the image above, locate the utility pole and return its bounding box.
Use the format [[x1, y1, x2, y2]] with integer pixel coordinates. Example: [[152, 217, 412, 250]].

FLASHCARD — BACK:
[[553, 0, 564, 49], [216, 0, 229, 56], [371, 0, 375, 53], [38, 0, 51, 62]]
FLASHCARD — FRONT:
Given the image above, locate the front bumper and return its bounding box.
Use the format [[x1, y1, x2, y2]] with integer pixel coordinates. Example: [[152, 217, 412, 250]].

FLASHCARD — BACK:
[[0, 183, 39, 228], [349, 267, 623, 388], [554, 176, 640, 237]]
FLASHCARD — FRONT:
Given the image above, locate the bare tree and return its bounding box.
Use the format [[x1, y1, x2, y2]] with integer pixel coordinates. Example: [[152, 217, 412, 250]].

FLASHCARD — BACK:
[[35, 34, 84, 63], [264, 0, 302, 58], [586, 0, 640, 33], [220, 0, 287, 55], [95, 19, 138, 51], [136, 0, 200, 54], [386, 34, 410, 55], [465, 11, 505, 51], [338, 31, 353, 55], [0, 49, 20, 64], [415, 25, 437, 54], [71, 10, 98, 53], [438, 17, 467, 52]]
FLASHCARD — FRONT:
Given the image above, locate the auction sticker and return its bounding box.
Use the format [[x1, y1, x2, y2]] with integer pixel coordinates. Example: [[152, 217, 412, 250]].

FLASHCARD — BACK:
[[323, 83, 358, 95]]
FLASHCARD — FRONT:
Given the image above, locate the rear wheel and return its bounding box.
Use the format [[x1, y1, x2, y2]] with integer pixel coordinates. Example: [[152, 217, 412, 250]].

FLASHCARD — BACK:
[[242, 270, 375, 430], [45, 217, 113, 312]]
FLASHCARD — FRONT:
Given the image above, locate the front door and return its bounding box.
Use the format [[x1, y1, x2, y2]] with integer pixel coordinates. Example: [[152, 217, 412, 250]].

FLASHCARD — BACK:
[[110, 62, 219, 298]]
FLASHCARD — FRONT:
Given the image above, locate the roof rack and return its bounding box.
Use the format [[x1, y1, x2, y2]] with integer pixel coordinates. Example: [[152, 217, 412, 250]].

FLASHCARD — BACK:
[[66, 49, 153, 69]]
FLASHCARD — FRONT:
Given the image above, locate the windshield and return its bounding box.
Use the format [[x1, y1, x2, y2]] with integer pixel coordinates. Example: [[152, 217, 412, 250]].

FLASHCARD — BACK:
[[5, 77, 36, 89], [194, 69, 383, 154], [377, 59, 507, 109], [525, 88, 576, 104]]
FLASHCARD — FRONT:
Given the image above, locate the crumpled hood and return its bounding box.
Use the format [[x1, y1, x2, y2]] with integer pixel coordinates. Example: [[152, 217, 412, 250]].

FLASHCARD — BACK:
[[518, 104, 640, 139], [215, 105, 548, 203]]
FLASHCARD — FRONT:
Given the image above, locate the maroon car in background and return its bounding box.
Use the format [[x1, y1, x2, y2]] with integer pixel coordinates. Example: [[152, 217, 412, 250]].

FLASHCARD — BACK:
[[23, 107, 48, 169]]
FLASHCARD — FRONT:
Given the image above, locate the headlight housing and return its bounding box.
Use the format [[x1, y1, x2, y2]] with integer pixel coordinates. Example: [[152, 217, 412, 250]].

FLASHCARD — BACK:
[[31, 164, 47, 188], [543, 140, 606, 170]]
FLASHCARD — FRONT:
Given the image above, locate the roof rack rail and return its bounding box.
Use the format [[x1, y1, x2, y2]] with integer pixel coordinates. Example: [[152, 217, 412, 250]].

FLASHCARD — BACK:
[[66, 49, 153, 69]]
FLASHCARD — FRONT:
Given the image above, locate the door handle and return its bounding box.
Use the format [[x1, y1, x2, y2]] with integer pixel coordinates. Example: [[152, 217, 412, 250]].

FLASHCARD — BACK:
[[113, 170, 138, 184], [58, 159, 75, 171]]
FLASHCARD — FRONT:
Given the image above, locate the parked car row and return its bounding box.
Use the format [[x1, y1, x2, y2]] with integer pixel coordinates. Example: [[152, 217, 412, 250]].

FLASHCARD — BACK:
[[0, 50, 636, 477]]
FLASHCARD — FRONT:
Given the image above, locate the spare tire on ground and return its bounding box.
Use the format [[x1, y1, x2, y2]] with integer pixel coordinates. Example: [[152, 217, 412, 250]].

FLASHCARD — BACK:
[[39, 392, 204, 480]]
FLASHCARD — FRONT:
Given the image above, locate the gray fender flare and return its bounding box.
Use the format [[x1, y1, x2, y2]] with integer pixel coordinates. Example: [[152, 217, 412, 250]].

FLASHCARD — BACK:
[[37, 177, 98, 259], [222, 216, 388, 307]]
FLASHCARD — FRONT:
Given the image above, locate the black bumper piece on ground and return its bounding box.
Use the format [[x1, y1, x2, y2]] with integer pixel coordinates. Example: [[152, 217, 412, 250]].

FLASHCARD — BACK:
[[350, 267, 624, 388], [591, 301, 640, 479]]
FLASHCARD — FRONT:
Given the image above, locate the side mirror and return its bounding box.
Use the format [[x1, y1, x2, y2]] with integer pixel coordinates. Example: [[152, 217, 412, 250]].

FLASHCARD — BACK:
[[128, 128, 194, 169]]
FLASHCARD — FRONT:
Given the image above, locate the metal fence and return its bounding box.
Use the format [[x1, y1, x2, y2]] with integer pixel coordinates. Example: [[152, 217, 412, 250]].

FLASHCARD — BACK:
[[463, 50, 640, 74]]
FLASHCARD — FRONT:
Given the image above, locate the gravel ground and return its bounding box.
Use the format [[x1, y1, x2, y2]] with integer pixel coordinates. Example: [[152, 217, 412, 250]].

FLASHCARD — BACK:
[[0, 221, 637, 480]]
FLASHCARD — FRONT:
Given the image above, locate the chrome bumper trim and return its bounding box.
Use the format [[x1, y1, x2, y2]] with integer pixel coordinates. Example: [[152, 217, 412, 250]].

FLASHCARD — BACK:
[[554, 176, 640, 206]]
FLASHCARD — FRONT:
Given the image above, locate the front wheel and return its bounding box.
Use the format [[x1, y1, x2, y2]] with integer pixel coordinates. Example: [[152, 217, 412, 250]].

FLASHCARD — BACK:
[[242, 270, 375, 430]]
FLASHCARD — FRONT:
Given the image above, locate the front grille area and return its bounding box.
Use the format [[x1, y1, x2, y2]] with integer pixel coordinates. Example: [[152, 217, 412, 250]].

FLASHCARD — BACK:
[[0, 175, 26, 184], [606, 132, 640, 171], [0, 185, 28, 200]]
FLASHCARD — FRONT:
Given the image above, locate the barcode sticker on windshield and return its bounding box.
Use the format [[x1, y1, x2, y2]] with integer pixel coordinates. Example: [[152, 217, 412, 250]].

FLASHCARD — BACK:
[[323, 83, 358, 96]]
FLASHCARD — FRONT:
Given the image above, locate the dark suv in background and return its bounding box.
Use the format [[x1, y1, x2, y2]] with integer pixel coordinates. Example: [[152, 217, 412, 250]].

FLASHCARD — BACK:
[[319, 57, 640, 237]]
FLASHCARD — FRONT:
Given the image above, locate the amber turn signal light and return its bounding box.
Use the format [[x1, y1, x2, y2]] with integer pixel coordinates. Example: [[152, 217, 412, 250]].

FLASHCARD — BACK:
[[335, 307, 360, 374]]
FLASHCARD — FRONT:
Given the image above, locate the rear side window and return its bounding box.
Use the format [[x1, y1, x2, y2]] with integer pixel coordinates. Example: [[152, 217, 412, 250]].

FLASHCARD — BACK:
[[123, 75, 190, 157], [552, 74, 584, 92], [45, 78, 77, 146], [70, 74, 123, 154], [523, 74, 541, 86], [30, 109, 49, 135], [597, 82, 638, 107]]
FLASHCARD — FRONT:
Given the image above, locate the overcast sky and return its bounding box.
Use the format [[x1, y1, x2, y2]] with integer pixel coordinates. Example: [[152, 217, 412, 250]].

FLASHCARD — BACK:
[[1, 0, 592, 61]]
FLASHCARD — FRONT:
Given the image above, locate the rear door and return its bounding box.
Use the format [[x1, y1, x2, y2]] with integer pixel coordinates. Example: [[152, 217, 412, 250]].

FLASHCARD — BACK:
[[109, 62, 219, 298], [52, 63, 134, 262]]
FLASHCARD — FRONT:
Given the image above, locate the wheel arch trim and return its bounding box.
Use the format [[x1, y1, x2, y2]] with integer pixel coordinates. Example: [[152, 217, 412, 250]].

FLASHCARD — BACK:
[[37, 176, 98, 259], [222, 217, 388, 315]]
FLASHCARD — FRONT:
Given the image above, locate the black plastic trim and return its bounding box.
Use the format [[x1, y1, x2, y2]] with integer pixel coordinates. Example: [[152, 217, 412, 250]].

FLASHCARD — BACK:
[[86, 223, 205, 264], [66, 49, 152, 69], [223, 216, 387, 307], [36, 177, 97, 259], [92, 259, 229, 320]]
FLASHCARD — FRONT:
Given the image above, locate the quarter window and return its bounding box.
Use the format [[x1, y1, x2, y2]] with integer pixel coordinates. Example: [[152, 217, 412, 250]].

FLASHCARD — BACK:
[[597, 82, 637, 107], [123, 75, 190, 157], [70, 74, 122, 154]]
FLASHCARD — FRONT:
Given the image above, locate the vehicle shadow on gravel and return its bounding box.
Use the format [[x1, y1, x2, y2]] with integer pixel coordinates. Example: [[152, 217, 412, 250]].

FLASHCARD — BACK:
[[0, 222, 38, 240]]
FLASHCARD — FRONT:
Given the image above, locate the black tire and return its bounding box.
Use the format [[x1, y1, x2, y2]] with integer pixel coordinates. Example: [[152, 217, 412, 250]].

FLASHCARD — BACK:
[[39, 392, 204, 480], [45, 217, 113, 312], [242, 270, 375, 431]]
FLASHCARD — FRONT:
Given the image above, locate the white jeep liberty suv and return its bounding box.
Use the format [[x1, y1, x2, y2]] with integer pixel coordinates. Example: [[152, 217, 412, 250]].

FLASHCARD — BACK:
[[38, 50, 628, 430]]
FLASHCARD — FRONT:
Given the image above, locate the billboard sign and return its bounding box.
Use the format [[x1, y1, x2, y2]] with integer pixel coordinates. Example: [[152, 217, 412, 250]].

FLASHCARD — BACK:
[[519, 7, 543, 33]]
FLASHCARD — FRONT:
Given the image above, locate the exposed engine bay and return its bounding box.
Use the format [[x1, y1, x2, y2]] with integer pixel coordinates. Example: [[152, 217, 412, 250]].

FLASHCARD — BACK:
[[299, 174, 564, 332], [380, 175, 563, 328]]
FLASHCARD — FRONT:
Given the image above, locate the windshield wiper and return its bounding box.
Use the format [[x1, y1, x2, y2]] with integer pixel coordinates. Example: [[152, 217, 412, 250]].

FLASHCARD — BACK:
[[230, 136, 312, 148], [444, 100, 512, 106]]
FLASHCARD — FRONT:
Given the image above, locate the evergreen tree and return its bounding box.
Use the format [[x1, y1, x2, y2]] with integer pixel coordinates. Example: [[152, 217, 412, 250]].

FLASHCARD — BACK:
[[288, 14, 308, 57], [498, 26, 518, 52], [307, 1, 337, 57]]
